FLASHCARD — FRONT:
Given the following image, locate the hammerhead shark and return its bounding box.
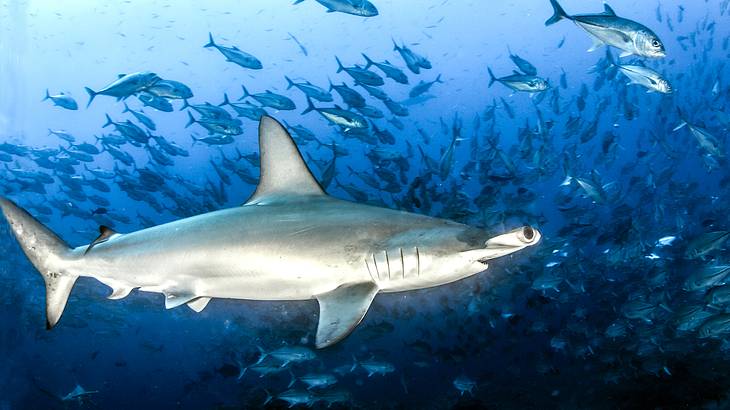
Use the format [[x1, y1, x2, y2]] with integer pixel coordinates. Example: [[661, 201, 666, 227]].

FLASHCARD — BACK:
[[0, 116, 540, 348]]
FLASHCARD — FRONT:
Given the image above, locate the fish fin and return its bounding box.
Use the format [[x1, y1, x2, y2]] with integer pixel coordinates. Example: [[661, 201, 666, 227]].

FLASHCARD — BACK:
[[487, 67, 496, 87], [0, 198, 75, 329], [672, 121, 687, 132], [106, 281, 134, 300], [164, 293, 197, 309], [204, 32, 216, 48], [602, 3, 617, 16], [314, 281, 379, 349], [285, 75, 295, 90], [619, 50, 633, 58], [244, 116, 326, 205], [587, 37, 604, 52], [545, 0, 570, 26], [84, 87, 97, 108], [84, 225, 118, 255], [187, 297, 211, 312], [335, 56, 344, 73]]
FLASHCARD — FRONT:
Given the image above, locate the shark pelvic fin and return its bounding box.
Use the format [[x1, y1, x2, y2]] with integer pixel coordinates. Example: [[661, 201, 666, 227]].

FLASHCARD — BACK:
[[85, 225, 118, 255], [187, 297, 212, 312], [245, 116, 325, 205], [106, 281, 134, 300], [315, 281, 379, 349]]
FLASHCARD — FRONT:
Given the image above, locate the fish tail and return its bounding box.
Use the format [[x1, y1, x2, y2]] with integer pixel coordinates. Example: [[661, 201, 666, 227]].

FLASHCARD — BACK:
[[240, 84, 251, 99], [301, 97, 316, 115], [284, 75, 295, 90], [361, 53, 374, 69], [435, 74, 443, 83], [43, 89, 50, 101], [335, 56, 345, 73], [204, 32, 216, 48], [122, 102, 131, 113], [180, 99, 190, 111], [0, 198, 76, 330], [263, 389, 272, 406], [185, 112, 196, 128], [487, 68, 496, 88], [103, 114, 114, 128], [545, 0, 570, 26], [84, 87, 97, 108], [219, 93, 231, 107]]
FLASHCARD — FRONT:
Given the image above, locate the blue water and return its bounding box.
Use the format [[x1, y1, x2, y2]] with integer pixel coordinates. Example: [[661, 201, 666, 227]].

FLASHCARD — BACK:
[[1, 0, 730, 408]]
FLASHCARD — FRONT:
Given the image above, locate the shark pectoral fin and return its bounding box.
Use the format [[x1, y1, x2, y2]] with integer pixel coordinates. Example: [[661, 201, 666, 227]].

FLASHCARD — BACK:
[[315, 282, 379, 349], [164, 293, 197, 309], [244, 116, 326, 205], [187, 297, 212, 313], [84, 225, 118, 255]]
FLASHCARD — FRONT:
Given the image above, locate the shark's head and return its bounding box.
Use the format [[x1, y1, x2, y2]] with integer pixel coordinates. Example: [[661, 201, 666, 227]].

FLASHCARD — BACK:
[[382, 224, 541, 291], [473, 226, 542, 262]]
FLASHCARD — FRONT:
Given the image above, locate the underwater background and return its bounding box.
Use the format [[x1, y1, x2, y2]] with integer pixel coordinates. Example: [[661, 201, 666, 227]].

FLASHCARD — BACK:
[[1, 0, 730, 408]]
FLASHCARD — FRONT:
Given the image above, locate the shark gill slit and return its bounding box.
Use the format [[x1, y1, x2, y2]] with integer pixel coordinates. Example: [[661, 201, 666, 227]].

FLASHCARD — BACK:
[[365, 258, 376, 283], [399, 248, 405, 279], [372, 253, 381, 280], [385, 250, 391, 280]]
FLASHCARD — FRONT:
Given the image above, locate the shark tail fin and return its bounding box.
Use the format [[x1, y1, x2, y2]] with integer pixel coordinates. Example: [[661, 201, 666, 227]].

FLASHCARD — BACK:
[[545, 0, 570, 26], [487, 68, 497, 88], [0, 198, 76, 329]]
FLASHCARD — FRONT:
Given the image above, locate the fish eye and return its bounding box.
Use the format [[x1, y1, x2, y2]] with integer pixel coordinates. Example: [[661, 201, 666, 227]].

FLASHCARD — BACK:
[[651, 40, 660, 47]]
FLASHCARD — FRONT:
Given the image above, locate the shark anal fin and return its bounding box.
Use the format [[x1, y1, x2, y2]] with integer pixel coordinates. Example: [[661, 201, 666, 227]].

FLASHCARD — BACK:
[[85, 225, 118, 255], [315, 281, 379, 349], [164, 293, 197, 309], [244, 116, 325, 205], [187, 297, 212, 312]]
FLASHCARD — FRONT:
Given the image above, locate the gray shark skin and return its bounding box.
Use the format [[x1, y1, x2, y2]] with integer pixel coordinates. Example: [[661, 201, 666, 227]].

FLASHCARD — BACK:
[[0, 116, 541, 348]]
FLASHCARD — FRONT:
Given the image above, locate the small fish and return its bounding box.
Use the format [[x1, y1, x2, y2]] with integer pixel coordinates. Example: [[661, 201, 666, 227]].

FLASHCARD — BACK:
[[43, 90, 78, 110]]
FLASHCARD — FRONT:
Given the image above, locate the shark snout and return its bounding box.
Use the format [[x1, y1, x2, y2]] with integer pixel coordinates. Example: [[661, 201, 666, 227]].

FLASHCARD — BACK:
[[486, 226, 541, 248]]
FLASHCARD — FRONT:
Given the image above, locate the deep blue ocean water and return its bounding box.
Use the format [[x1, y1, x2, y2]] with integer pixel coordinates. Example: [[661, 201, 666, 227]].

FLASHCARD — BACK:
[[1, 0, 730, 408]]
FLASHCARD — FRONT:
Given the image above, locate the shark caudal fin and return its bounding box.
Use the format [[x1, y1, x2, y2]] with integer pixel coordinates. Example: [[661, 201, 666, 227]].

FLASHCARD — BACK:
[[0, 198, 76, 329]]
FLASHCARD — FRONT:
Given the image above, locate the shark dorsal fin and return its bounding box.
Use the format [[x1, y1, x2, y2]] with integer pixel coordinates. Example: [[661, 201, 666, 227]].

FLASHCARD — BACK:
[[245, 116, 325, 205]]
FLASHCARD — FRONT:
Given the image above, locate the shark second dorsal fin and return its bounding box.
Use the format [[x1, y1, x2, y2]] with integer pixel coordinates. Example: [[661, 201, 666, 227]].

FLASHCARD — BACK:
[[245, 116, 325, 205], [84, 225, 118, 255]]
